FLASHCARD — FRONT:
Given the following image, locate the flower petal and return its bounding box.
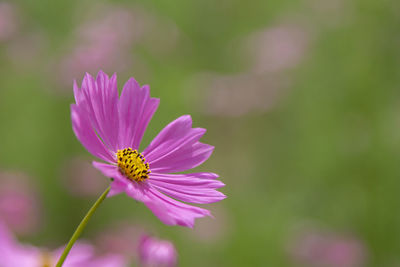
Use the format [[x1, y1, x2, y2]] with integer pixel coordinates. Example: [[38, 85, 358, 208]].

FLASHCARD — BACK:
[[151, 184, 225, 204], [144, 115, 213, 173], [124, 182, 152, 203], [0, 222, 40, 267], [71, 104, 115, 163], [92, 161, 127, 197], [85, 254, 127, 267], [52, 242, 94, 265], [151, 143, 214, 173], [108, 179, 127, 197], [75, 71, 120, 152], [118, 79, 159, 150], [143, 115, 193, 159], [150, 172, 223, 187], [143, 188, 211, 228], [92, 161, 151, 202], [92, 161, 127, 185], [149, 172, 226, 204], [93, 164, 213, 227], [0, 222, 15, 254], [92, 161, 119, 179]]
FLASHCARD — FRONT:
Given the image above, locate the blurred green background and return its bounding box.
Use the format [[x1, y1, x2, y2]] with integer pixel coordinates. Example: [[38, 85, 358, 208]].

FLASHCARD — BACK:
[[0, 0, 399, 266]]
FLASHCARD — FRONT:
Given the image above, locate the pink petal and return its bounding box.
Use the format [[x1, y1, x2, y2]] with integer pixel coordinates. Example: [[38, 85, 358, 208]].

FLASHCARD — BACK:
[[144, 188, 211, 228], [138, 235, 177, 267], [91, 161, 128, 199], [118, 79, 159, 150], [145, 128, 206, 165], [0, 221, 15, 251], [143, 115, 193, 159], [75, 71, 120, 152], [144, 115, 214, 173], [108, 179, 127, 197], [92, 161, 151, 202], [0, 222, 40, 266], [149, 172, 226, 204], [151, 183, 226, 204], [52, 242, 94, 264], [85, 254, 127, 267], [92, 161, 127, 185], [71, 104, 115, 163], [150, 172, 223, 187], [93, 166, 215, 227], [92, 161, 119, 178], [152, 143, 214, 174], [124, 182, 152, 203]]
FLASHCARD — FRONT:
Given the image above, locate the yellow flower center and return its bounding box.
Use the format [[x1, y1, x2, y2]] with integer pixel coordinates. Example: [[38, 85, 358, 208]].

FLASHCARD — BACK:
[[41, 251, 52, 267], [117, 148, 150, 182]]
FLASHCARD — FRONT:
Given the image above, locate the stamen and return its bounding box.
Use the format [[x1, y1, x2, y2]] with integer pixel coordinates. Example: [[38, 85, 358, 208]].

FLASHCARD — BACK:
[[117, 148, 150, 182]]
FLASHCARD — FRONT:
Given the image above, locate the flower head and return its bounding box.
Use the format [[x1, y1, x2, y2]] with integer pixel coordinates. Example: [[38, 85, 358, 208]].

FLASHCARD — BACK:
[[0, 171, 41, 235], [71, 71, 225, 227], [288, 228, 367, 267], [0, 222, 126, 267], [138, 235, 177, 267], [0, 2, 18, 42]]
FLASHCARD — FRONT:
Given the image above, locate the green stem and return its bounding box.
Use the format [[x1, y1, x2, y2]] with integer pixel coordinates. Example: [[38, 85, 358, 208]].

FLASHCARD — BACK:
[[55, 186, 110, 267]]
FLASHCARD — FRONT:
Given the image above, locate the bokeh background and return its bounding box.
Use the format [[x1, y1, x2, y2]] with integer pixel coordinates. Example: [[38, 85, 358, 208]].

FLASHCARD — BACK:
[[0, 0, 399, 266]]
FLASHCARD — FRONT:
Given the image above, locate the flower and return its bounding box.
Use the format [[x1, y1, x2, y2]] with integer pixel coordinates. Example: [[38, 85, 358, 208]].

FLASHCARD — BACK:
[[95, 221, 142, 260], [58, 6, 137, 87], [138, 235, 177, 267], [246, 23, 310, 74], [0, 171, 41, 236], [0, 2, 18, 42], [71, 71, 226, 228], [0, 222, 126, 267], [288, 228, 367, 267]]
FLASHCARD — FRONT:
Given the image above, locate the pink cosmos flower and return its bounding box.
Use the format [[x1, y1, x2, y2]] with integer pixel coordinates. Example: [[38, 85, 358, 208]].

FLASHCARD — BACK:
[[71, 70, 226, 228], [0, 2, 18, 42], [58, 6, 137, 87], [96, 221, 142, 260], [0, 171, 41, 236], [0, 222, 126, 267], [246, 23, 310, 74], [288, 228, 367, 267], [138, 235, 177, 267]]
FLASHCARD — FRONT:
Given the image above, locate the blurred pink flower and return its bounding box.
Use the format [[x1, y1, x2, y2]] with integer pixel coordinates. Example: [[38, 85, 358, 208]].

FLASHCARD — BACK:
[[58, 5, 140, 86], [288, 228, 367, 267], [0, 2, 18, 42], [247, 23, 310, 74], [96, 222, 142, 260], [138, 235, 177, 267], [72, 71, 225, 227], [0, 171, 41, 236], [188, 21, 311, 117], [57, 4, 181, 88], [0, 222, 127, 267], [62, 157, 109, 197], [186, 72, 287, 117]]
